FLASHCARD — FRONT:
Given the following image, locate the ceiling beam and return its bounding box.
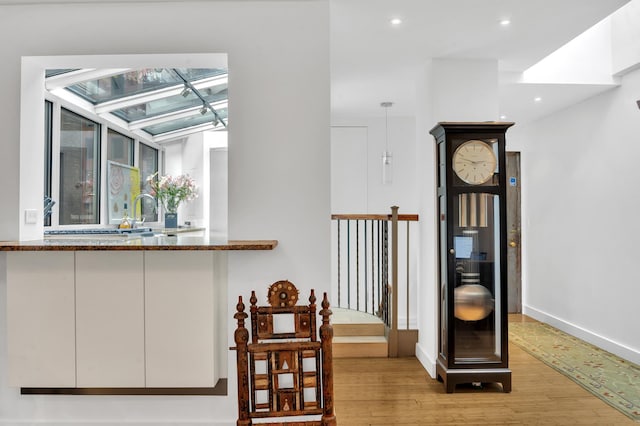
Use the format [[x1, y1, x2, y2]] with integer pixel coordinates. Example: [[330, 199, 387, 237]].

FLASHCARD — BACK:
[[45, 68, 132, 91], [93, 74, 227, 114], [152, 121, 226, 144], [126, 100, 228, 130]]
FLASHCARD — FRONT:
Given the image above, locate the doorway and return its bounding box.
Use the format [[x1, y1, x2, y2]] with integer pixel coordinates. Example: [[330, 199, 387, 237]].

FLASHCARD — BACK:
[[506, 151, 522, 313]]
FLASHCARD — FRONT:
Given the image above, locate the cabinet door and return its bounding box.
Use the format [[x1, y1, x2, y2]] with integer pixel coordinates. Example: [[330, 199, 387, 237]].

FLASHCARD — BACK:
[[75, 251, 145, 387], [145, 251, 217, 387], [7, 252, 76, 387]]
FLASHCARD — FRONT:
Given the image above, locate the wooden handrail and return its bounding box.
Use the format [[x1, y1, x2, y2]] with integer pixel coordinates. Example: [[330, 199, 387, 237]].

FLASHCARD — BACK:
[[331, 213, 419, 221]]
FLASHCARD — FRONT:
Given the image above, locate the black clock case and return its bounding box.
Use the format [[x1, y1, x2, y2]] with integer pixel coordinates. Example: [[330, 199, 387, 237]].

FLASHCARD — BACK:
[[430, 122, 514, 393]]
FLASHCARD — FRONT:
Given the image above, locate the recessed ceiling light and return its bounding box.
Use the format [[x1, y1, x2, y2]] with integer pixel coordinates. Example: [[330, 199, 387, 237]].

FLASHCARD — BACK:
[[534, 97, 542, 102], [390, 18, 402, 26], [500, 19, 511, 26]]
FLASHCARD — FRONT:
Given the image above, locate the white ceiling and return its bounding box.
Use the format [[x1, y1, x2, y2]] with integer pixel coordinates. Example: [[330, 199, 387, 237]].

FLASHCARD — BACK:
[[1, 0, 630, 125], [330, 0, 630, 123]]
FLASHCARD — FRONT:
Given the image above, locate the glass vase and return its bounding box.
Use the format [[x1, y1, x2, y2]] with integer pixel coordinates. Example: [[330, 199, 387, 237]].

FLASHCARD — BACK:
[[164, 212, 178, 229], [163, 197, 179, 229]]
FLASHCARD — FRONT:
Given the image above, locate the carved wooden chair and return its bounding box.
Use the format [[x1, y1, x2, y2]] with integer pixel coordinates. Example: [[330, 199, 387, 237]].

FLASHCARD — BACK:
[[232, 280, 337, 426]]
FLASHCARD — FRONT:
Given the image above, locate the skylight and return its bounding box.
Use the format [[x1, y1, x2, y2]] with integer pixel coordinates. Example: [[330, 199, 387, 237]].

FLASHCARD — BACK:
[[44, 67, 228, 144]]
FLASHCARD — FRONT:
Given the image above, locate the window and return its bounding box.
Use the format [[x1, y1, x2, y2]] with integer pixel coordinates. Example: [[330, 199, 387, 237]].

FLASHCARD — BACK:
[[107, 129, 134, 166], [58, 108, 100, 225], [45, 102, 162, 227], [38, 60, 229, 230], [139, 143, 159, 222]]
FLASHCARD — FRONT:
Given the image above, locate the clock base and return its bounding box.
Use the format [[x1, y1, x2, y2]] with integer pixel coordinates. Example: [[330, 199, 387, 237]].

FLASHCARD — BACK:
[[436, 358, 512, 393]]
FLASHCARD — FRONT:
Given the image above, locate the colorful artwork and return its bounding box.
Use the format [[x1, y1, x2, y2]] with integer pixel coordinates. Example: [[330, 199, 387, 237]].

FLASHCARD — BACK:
[[107, 161, 140, 225]]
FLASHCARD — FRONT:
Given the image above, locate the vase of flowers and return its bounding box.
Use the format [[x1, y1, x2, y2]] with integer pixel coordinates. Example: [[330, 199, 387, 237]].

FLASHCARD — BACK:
[[147, 172, 198, 229]]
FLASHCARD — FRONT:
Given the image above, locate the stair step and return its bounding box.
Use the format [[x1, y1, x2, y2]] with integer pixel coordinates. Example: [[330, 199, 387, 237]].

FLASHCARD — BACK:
[[331, 308, 385, 337], [333, 335, 388, 358], [333, 322, 385, 337], [330, 309, 388, 357]]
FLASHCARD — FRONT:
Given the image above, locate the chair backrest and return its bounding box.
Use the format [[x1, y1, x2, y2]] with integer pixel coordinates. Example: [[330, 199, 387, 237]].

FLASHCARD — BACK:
[[232, 280, 336, 426]]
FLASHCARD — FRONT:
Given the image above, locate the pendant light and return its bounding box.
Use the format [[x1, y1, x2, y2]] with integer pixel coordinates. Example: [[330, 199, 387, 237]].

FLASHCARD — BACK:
[[381, 101, 393, 184]]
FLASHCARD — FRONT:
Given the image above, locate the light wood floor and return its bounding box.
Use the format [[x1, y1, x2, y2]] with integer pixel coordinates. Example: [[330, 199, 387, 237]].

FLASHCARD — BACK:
[[333, 315, 635, 425]]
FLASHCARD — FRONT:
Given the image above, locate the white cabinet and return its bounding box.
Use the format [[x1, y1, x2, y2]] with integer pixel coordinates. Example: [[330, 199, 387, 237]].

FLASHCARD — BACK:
[[7, 252, 76, 387], [75, 252, 145, 387], [145, 251, 217, 387], [7, 250, 218, 389]]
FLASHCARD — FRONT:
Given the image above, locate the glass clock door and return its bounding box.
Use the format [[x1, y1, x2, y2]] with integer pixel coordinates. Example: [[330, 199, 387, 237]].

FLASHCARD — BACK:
[[452, 192, 502, 363]]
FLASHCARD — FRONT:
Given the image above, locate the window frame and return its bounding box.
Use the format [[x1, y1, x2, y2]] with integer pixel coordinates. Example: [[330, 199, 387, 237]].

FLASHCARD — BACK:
[[58, 106, 101, 226], [107, 128, 135, 167], [138, 142, 160, 223], [44, 100, 53, 226]]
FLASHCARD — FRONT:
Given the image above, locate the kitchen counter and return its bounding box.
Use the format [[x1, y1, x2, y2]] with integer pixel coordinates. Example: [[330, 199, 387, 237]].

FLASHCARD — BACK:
[[0, 235, 277, 251], [3, 231, 277, 393]]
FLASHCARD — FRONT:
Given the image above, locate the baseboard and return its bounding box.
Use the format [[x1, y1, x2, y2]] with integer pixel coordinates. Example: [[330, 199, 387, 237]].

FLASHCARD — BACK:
[[523, 305, 640, 365], [20, 379, 227, 395], [415, 342, 436, 379]]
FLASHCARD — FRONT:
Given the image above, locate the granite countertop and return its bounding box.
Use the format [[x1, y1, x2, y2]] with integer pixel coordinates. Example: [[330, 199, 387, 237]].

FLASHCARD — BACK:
[[0, 235, 278, 251]]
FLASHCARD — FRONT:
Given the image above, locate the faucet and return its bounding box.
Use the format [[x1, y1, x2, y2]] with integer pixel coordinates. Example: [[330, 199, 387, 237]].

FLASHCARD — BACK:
[[44, 196, 56, 220], [131, 193, 158, 228]]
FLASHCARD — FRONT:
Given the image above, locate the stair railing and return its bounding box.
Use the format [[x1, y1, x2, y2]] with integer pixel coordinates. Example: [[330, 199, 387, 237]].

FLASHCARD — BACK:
[[331, 206, 419, 356]]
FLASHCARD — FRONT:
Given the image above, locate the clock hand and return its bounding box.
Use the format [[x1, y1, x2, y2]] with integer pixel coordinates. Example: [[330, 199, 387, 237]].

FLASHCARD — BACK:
[[456, 158, 475, 164]]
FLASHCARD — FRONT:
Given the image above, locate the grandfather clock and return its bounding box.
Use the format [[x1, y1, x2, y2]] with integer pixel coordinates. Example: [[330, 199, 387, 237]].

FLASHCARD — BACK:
[[430, 122, 513, 393]]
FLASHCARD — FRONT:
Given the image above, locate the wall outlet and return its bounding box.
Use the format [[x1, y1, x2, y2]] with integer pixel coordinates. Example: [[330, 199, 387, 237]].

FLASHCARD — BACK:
[[25, 209, 38, 224]]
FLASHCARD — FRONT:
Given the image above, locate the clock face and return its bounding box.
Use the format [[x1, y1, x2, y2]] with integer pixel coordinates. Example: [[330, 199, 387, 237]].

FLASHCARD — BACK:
[[452, 140, 497, 185]]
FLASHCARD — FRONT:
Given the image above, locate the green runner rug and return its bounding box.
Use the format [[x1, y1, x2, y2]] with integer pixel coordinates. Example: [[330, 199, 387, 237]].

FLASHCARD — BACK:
[[509, 320, 640, 422]]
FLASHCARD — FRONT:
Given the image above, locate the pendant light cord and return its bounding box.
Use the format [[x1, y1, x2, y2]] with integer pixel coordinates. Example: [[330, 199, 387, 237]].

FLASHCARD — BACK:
[[385, 106, 389, 152], [381, 101, 393, 153]]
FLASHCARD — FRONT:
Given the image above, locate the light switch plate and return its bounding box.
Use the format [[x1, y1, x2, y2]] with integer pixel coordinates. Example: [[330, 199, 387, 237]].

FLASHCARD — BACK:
[[25, 209, 38, 224]]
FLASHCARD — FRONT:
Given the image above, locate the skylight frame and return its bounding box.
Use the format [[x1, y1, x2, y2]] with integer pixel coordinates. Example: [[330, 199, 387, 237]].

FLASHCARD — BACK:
[[44, 67, 228, 144]]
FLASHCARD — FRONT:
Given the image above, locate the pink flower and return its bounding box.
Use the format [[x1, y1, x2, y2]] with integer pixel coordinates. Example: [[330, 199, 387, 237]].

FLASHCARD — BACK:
[[146, 172, 198, 213]]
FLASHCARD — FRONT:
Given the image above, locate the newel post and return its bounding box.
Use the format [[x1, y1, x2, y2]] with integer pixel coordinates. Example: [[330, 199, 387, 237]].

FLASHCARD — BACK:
[[320, 292, 337, 426], [388, 205, 400, 357]]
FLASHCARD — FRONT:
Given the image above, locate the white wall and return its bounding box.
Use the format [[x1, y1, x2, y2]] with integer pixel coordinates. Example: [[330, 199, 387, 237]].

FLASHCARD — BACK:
[[206, 131, 229, 237], [180, 133, 206, 228], [519, 66, 640, 364], [612, 0, 640, 75], [330, 126, 368, 213], [0, 1, 329, 425], [210, 147, 229, 237], [330, 116, 418, 214], [164, 142, 183, 177], [414, 60, 438, 377], [430, 58, 499, 122]]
